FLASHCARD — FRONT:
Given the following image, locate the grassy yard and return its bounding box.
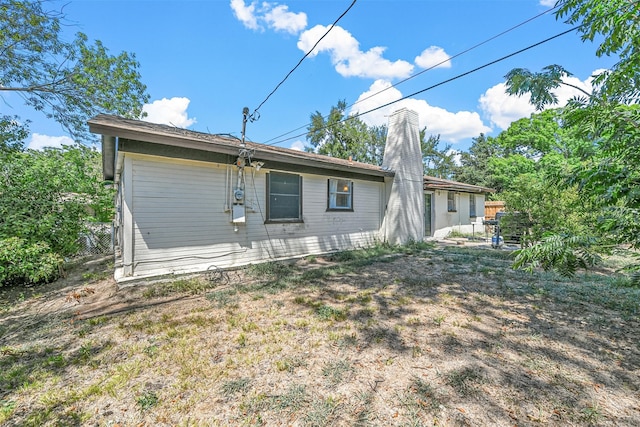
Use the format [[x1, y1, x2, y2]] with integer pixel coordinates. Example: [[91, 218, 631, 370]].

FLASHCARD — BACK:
[[1, 242, 639, 426]]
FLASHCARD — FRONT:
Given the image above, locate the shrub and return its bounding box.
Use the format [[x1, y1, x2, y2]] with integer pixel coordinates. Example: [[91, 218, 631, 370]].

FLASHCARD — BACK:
[[0, 237, 62, 286]]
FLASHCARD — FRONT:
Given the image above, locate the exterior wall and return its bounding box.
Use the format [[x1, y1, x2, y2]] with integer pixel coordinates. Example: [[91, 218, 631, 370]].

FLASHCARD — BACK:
[[119, 153, 383, 279], [431, 191, 486, 239]]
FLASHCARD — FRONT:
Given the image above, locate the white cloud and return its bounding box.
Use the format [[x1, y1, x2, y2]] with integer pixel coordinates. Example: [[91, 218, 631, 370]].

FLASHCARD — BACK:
[[479, 72, 597, 130], [27, 133, 74, 150], [290, 140, 305, 151], [478, 83, 535, 130], [264, 4, 307, 34], [230, 0, 307, 34], [351, 80, 491, 143], [230, 0, 259, 30], [298, 25, 413, 79], [539, 0, 556, 7], [447, 148, 462, 167], [142, 97, 196, 128], [415, 46, 452, 69]]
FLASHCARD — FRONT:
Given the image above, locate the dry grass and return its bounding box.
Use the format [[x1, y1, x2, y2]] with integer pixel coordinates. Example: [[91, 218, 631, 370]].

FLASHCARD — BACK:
[[1, 243, 639, 426]]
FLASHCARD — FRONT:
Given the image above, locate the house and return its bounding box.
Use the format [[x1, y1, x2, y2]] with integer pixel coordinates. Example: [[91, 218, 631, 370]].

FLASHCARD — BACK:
[[423, 176, 494, 239], [89, 108, 491, 281]]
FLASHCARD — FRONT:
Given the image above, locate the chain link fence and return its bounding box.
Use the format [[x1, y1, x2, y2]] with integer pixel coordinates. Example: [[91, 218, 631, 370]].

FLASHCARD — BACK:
[[77, 222, 113, 256]]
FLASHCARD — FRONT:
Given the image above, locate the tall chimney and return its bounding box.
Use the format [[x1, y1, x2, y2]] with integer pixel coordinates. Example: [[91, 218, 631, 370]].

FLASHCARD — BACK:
[[380, 108, 424, 245]]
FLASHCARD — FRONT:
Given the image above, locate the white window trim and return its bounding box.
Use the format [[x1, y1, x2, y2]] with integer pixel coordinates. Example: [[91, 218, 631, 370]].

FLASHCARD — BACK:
[[327, 178, 353, 211]]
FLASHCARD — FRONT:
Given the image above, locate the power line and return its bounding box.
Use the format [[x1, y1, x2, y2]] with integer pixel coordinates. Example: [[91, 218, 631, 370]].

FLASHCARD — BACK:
[[261, 4, 558, 145], [350, 27, 580, 121], [266, 25, 581, 146], [249, 0, 357, 122], [347, 6, 559, 114]]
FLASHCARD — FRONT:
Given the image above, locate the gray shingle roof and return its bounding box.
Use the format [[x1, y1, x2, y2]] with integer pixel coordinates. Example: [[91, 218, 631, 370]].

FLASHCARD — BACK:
[[88, 114, 394, 178], [423, 175, 494, 193]]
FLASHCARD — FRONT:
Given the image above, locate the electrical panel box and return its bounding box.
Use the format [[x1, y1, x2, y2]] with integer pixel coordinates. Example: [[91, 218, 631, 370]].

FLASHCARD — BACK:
[[232, 204, 246, 224]]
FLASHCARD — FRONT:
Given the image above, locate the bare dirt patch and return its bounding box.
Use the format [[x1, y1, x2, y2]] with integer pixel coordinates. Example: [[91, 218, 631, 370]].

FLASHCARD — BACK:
[[1, 244, 639, 426]]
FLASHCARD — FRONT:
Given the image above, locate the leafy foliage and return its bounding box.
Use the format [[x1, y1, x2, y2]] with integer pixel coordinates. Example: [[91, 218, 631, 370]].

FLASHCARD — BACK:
[[455, 133, 501, 189], [0, 0, 149, 142], [1, 145, 112, 252], [0, 116, 29, 154], [513, 234, 601, 277], [0, 237, 62, 286], [504, 65, 585, 111], [501, 175, 590, 244], [0, 1, 147, 286], [498, 0, 640, 275], [556, 0, 640, 104], [0, 142, 113, 286], [306, 100, 386, 165], [420, 131, 458, 178]]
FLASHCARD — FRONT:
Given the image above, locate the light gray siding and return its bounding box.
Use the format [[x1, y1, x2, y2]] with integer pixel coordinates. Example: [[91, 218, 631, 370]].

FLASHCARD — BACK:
[[431, 190, 486, 239], [125, 153, 382, 278]]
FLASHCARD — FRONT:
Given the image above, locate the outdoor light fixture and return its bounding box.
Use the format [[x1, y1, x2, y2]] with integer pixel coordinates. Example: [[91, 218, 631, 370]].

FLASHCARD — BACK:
[[251, 161, 264, 171]]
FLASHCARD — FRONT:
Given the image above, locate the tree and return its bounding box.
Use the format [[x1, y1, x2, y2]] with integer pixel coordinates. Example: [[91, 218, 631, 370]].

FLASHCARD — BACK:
[[420, 131, 459, 179], [306, 100, 386, 165], [504, 65, 592, 111], [0, 115, 29, 154], [503, 0, 640, 276], [0, 1, 147, 285], [455, 118, 566, 194], [556, 0, 640, 104], [455, 134, 498, 188], [567, 104, 640, 247], [455, 109, 598, 250], [0, 141, 114, 285], [1, 0, 149, 142], [485, 155, 536, 194]]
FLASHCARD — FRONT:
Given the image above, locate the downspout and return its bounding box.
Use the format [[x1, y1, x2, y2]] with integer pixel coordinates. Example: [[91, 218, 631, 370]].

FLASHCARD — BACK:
[[101, 135, 116, 181], [458, 192, 461, 233]]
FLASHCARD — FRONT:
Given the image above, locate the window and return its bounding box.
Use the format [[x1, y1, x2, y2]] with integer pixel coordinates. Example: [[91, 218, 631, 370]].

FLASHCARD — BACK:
[[328, 179, 353, 211], [469, 194, 477, 217], [266, 172, 302, 222], [447, 191, 456, 212]]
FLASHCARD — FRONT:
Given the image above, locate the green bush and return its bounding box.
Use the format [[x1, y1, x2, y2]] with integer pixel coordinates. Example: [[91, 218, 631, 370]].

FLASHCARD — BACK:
[[0, 237, 62, 286]]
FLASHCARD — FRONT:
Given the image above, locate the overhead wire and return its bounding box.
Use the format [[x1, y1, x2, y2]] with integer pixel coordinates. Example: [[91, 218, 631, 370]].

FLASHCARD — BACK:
[[265, 25, 583, 147], [249, 0, 358, 122], [261, 4, 559, 145], [347, 6, 559, 114]]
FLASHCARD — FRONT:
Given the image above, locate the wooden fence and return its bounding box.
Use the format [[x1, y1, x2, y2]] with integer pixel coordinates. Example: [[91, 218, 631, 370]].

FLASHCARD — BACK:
[[484, 201, 505, 220]]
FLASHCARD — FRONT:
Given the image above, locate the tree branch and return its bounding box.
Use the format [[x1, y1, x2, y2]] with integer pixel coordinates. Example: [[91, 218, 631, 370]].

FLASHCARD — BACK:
[[560, 81, 592, 98]]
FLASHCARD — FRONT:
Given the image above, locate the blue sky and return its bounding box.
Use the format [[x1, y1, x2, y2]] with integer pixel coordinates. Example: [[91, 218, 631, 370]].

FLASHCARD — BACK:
[[8, 0, 614, 152]]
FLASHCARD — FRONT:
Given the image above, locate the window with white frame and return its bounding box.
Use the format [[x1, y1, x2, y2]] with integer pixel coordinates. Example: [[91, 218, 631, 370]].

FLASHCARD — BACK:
[[447, 191, 456, 212], [266, 172, 302, 222], [469, 194, 477, 217], [327, 178, 353, 211]]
